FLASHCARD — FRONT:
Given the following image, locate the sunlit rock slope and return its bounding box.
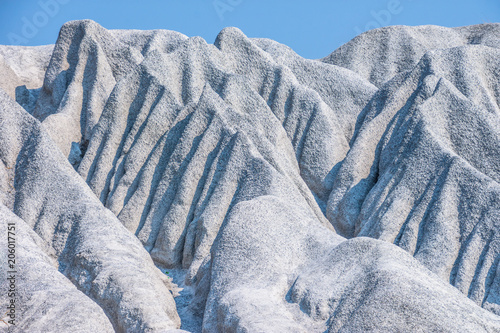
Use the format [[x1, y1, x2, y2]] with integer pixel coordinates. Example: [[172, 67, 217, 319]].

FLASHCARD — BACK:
[[1, 20, 499, 332]]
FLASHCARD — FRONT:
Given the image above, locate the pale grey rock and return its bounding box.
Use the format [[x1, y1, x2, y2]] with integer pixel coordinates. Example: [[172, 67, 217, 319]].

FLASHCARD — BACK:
[[75, 22, 366, 282], [327, 44, 500, 313], [0, 88, 181, 332], [1, 19, 500, 332], [110, 29, 189, 55], [201, 196, 500, 332], [322, 23, 500, 87], [0, 204, 114, 333], [32, 20, 190, 159], [0, 44, 52, 99], [253, 37, 377, 144], [38, 21, 376, 210], [31, 20, 142, 158], [0, 45, 52, 114]]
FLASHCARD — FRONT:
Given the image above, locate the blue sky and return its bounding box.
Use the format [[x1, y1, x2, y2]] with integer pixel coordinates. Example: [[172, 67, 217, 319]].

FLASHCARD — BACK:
[[0, 0, 498, 59]]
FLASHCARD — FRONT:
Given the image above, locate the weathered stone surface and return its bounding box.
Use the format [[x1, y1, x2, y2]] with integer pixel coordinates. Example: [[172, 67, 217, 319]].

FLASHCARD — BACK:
[[322, 23, 500, 87], [0, 20, 499, 332], [326, 44, 500, 314], [0, 88, 181, 332]]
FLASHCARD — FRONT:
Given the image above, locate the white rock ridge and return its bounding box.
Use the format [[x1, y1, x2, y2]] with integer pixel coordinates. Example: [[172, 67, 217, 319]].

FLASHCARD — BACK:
[[322, 24, 500, 87], [0, 20, 499, 332], [0, 88, 181, 332]]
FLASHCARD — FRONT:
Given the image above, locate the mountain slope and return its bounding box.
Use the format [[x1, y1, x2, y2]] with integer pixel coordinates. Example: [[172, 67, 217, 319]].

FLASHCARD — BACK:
[[1, 20, 499, 332], [0, 204, 115, 332], [0, 88, 181, 332], [0, 44, 52, 111], [322, 23, 500, 87], [326, 44, 500, 313]]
